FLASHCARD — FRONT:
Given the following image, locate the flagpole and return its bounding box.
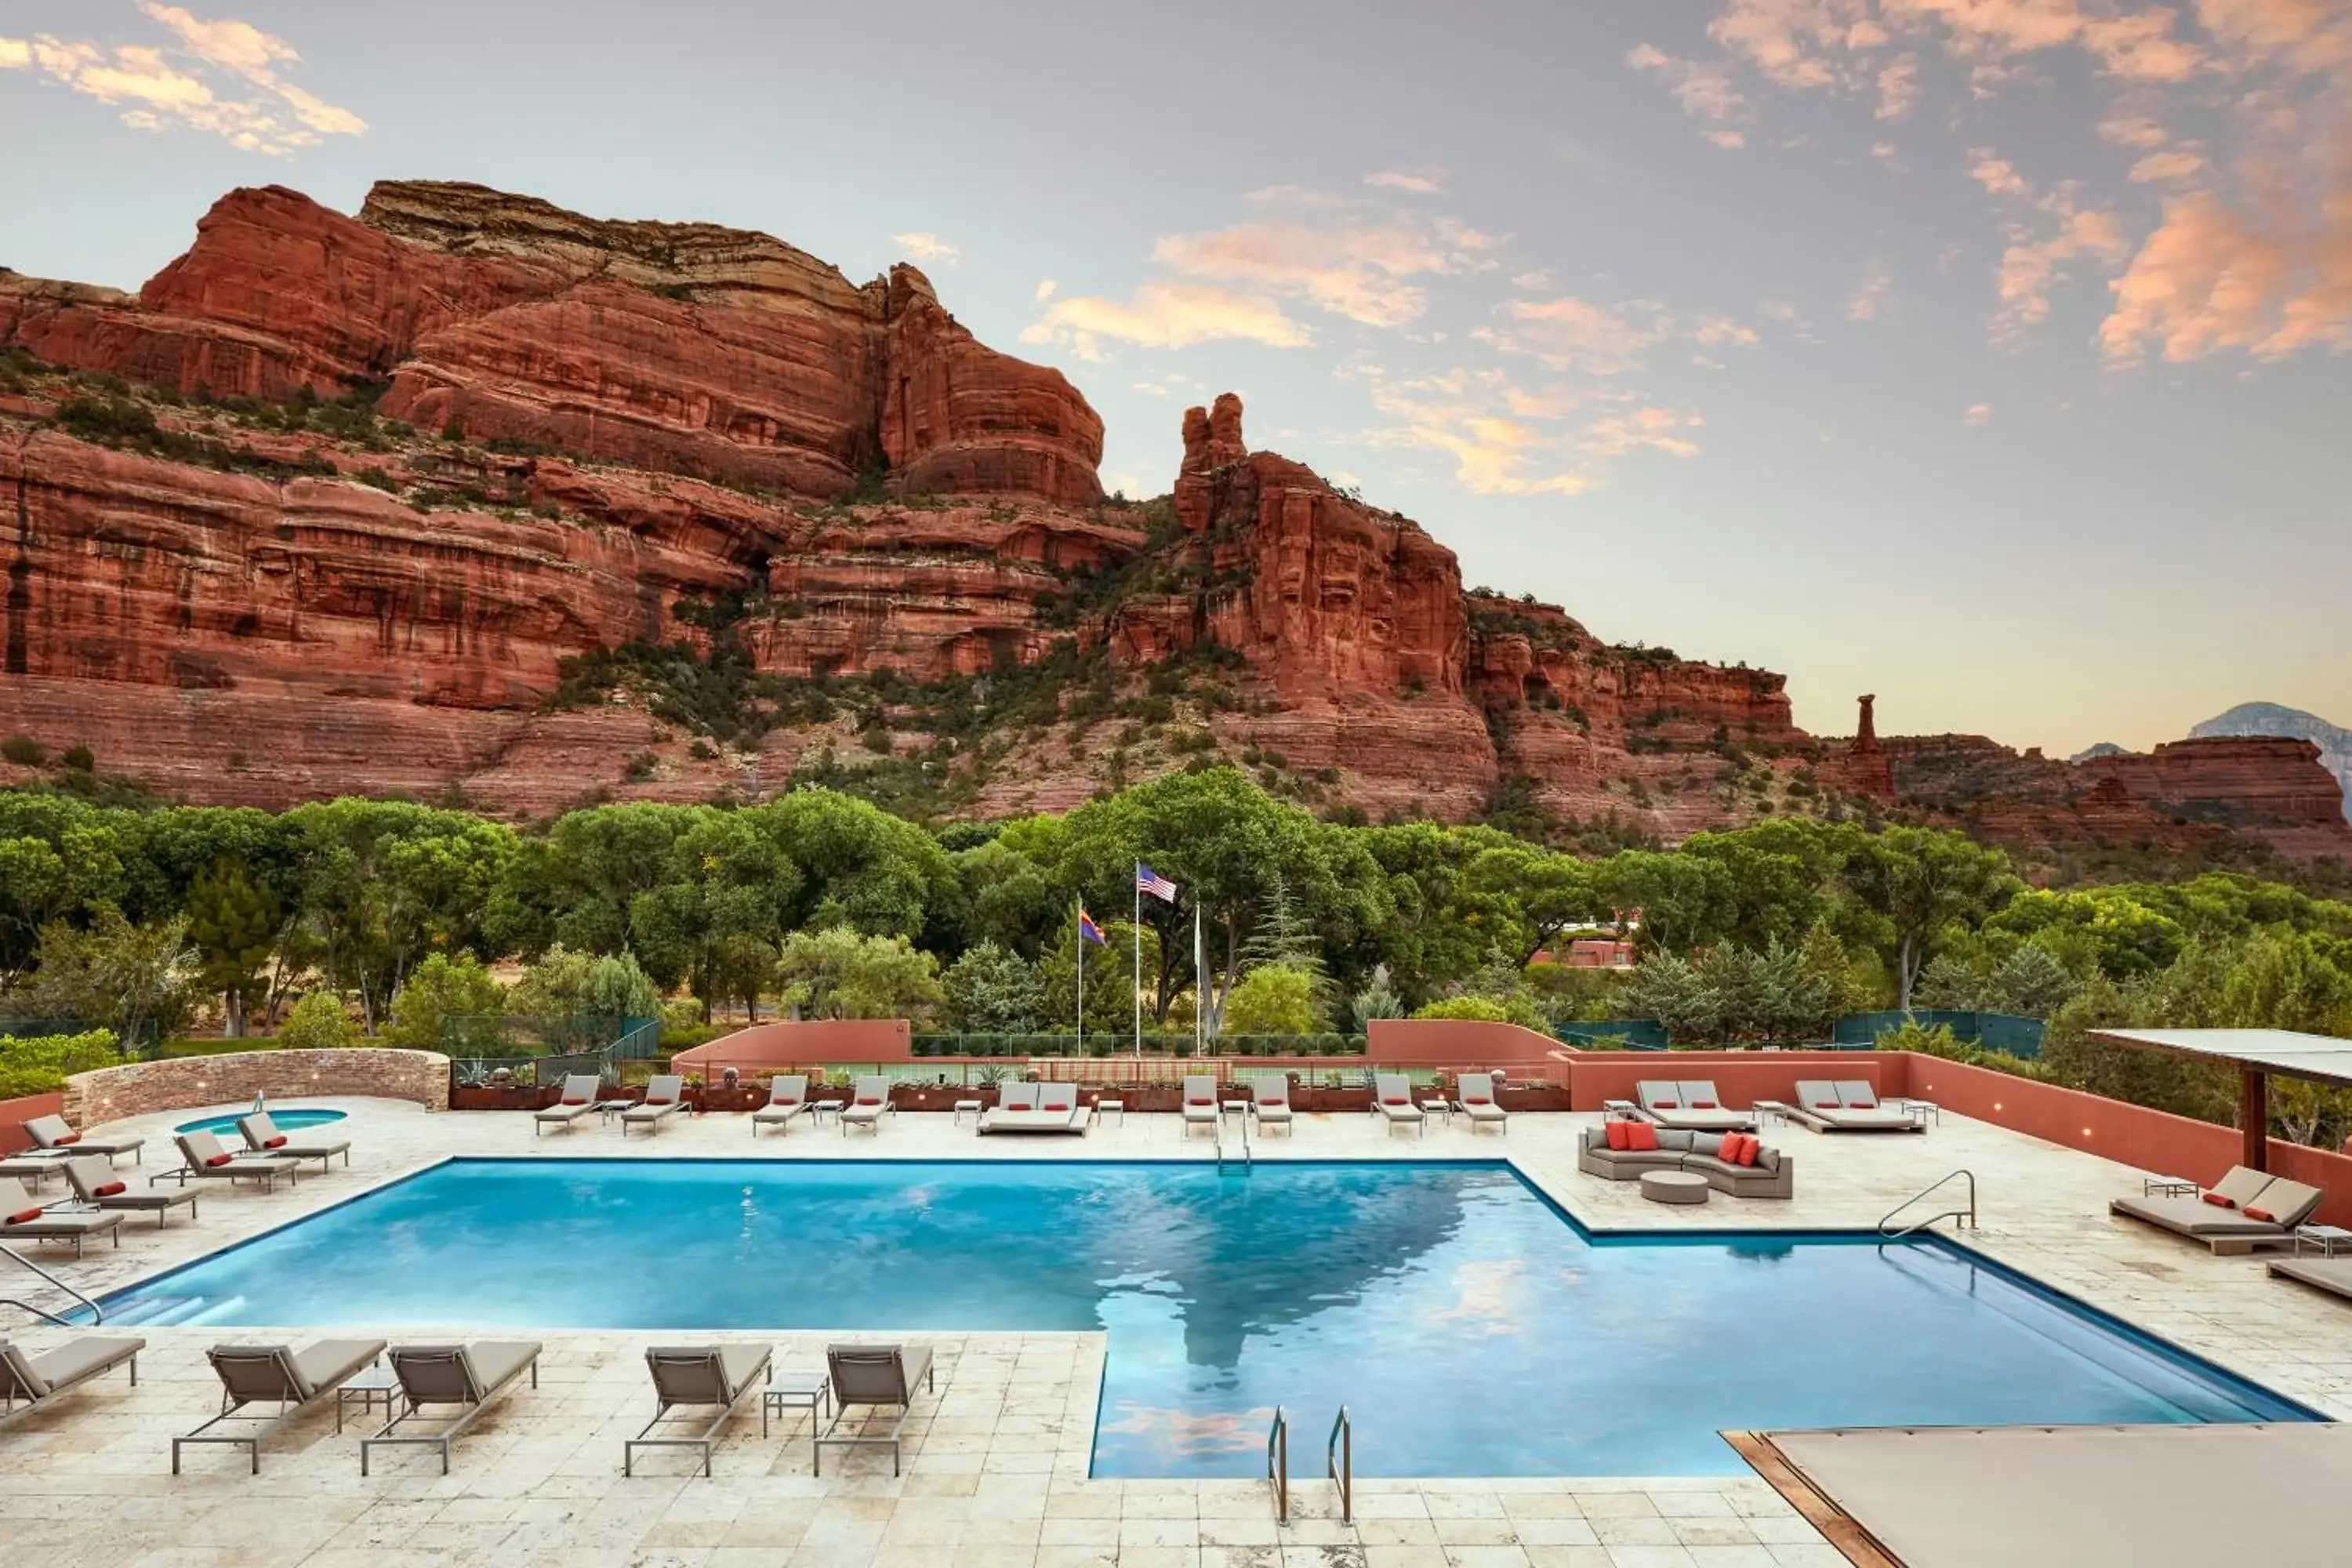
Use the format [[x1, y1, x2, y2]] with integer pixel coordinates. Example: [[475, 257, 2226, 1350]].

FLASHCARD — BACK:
[[1134, 864, 1143, 1058], [1194, 909, 1205, 1058], [1076, 900, 1084, 1054]]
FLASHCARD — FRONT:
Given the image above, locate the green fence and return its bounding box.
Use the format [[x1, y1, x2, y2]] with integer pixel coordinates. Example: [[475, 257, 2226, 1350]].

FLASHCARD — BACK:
[[909, 1032, 1368, 1058], [1832, 1010, 2045, 1058], [1554, 1019, 1672, 1051]]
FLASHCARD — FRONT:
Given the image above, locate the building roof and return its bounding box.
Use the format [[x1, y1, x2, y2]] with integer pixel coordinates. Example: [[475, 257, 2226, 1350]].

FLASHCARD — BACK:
[[2086, 1026, 2352, 1088]]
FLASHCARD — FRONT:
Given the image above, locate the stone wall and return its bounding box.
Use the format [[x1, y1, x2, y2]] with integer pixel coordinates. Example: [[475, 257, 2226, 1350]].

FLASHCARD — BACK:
[[64, 1049, 451, 1127]]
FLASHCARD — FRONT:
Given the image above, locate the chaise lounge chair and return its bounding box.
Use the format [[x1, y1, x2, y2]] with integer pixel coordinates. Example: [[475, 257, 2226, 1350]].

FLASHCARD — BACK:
[[167, 1131, 300, 1192], [1181, 1076, 1221, 1139], [0, 1174, 122, 1257], [1784, 1079, 1919, 1133], [22, 1113, 143, 1165], [2269, 1254, 2352, 1304], [1, 1334, 143, 1423], [751, 1075, 811, 1136], [622, 1075, 685, 1136], [535, 1074, 603, 1135], [361, 1340, 542, 1475], [0, 1152, 74, 1191], [1374, 1074, 1425, 1136], [626, 1343, 772, 1477], [1454, 1072, 1509, 1135], [1249, 1075, 1294, 1136], [815, 1342, 935, 1476], [238, 1110, 351, 1172], [840, 1076, 894, 1135], [64, 1154, 197, 1228], [1632, 1079, 1753, 1133], [2111, 1166, 2326, 1255], [978, 1081, 1089, 1135], [175, 1337, 389, 1473]]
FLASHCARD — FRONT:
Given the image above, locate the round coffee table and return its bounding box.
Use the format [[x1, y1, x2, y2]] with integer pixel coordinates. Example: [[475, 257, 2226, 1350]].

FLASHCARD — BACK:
[[1639, 1170, 1711, 1206]]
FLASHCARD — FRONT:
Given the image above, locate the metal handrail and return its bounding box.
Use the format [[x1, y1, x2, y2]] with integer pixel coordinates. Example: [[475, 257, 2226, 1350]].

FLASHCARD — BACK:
[[0, 1240, 101, 1324], [1879, 1168, 1977, 1238], [1327, 1404, 1352, 1523], [1266, 1405, 1289, 1524]]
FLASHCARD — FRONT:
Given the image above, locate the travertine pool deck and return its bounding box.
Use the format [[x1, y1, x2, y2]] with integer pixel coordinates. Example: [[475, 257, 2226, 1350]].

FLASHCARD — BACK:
[[2, 1095, 2346, 1568]]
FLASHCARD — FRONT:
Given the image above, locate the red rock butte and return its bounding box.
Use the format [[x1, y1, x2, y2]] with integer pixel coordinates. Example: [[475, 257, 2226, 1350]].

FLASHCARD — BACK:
[[1, 179, 2345, 860]]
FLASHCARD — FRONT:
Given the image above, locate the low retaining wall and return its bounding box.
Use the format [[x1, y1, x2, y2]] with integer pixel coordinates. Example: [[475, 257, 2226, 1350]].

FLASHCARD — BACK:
[[64, 1048, 452, 1127], [0, 1091, 66, 1154], [1558, 1050, 1900, 1112], [671, 1019, 912, 1073], [1367, 1018, 1565, 1062]]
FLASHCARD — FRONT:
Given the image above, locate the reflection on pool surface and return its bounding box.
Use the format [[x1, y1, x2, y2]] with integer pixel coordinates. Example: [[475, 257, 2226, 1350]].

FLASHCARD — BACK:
[[172, 1107, 350, 1138], [99, 1160, 2314, 1476]]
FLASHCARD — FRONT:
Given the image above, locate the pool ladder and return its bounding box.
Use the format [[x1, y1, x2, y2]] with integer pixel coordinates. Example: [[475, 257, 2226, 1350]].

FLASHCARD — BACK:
[[1879, 1168, 1978, 1238], [1216, 1109, 1252, 1170], [1265, 1404, 1354, 1526], [1266, 1406, 1288, 1523], [1, 1240, 101, 1326]]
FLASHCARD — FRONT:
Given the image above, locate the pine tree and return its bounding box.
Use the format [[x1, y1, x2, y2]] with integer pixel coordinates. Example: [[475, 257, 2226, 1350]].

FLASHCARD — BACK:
[[187, 858, 282, 1038]]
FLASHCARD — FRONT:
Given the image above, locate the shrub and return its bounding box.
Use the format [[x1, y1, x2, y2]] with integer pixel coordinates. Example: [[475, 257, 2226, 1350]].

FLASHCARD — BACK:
[[1, 734, 45, 766], [60, 744, 94, 771], [622, 752, 659, 783], [274, 992, 360, 1051], [1410, 996, 1513, 1022], [0, 1029, 120, 1097]]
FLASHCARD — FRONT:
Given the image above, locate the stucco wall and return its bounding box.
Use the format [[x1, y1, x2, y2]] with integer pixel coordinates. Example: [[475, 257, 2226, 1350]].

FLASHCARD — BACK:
[[1559, 1050, 1900, 1111], [1366, 1018, 1566, 1065], [64, 1048, 451, 1127], [0, 1091, 67, 1154], [670, 1019, 913, 1072]]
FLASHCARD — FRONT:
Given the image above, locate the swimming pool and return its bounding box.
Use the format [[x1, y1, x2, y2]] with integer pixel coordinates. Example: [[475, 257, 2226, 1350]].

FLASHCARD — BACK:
[[98, 1160, 2314, 1476], [172, 1107, 349, 1138]]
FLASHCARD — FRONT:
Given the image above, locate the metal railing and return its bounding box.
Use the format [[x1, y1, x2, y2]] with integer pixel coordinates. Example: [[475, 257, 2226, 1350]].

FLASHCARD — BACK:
[[1, 1240, 101, 1325], [1327, 1405, 1352, 1523], [1266, 1405, 1289, 1524], [1879, 1169, 1978, 1238], [1216, 1107, 1252, 1171]]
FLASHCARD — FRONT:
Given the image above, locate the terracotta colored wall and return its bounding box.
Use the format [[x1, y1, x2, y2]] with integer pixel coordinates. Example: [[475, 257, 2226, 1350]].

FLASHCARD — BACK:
[[0, 1091, 67, 1154], [1559, 1051, 1904, 1112], [1367, 1018, 1566, 1064], [64, 1048, 452, 1126], [671, 1018, 912, 1071]]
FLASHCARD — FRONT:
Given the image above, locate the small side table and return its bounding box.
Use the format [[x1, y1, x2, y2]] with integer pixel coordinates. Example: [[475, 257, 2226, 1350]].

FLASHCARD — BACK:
[[953, 1099, 984, 1128], [763, 1371, 833, 1446], [1602, 1099, 1641, 1121], [1221, 1099, 1250, 1124], [593, 1098, 634, 1125], [1901, 1099, 1941, 1127], [2143, 1176, 2201, 1199], [336, 1364, 397, 1433], [1420, 1099, 1452, 1127], [1096, 1098, 1124, 1131], [1752, 1099, 1789, 1129], [808, 1101, 842, 1127], [2294, 1225, 2352, 1258]]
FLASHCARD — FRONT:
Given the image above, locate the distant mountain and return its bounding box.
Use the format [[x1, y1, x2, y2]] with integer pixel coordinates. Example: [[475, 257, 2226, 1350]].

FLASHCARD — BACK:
[[2190, 703, 2352, 822], [2069, 742, 2127, 762]]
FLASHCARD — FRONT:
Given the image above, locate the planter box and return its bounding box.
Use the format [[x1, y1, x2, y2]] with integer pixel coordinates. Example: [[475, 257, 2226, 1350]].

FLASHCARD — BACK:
[[450, 1087, 550, 1112]]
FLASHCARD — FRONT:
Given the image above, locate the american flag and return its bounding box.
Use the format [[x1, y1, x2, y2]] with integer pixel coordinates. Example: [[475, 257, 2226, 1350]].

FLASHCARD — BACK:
[[1136, 862, 1179, 902]]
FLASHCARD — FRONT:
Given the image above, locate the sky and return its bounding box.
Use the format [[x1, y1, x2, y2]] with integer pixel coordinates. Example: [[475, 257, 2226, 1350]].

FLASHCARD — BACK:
[[2, 0, 2348, 755]]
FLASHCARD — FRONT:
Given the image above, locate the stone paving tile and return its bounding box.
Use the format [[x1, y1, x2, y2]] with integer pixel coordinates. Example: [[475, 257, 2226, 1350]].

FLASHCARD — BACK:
[[4, 1092, 2347, 1564]]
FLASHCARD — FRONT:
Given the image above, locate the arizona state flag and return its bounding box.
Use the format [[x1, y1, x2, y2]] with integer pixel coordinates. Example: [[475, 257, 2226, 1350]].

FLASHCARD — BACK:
[[1078, 907, 1107, 946]]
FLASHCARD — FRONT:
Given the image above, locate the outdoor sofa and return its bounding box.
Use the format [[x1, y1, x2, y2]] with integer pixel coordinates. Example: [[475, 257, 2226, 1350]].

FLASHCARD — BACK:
[[1632, 1080, 1753, 1133], [2111, 1164, 2325, 1254], [1577, 1122, 1794, 1199], [1786, 1079, 1922, 1133], [978, 1081, 1089, 1136]]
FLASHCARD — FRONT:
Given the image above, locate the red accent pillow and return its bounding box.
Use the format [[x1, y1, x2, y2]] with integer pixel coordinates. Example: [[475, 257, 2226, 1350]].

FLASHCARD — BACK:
[[643, 1096, 673, 1106], [54, 1132, 81, 1146], [1604, 1120, 1631, 1150], [1624, 1122, 1660, 1152], [263, 1135, 289, 1149], [2245, 1206, 2277, 1223], [1653, 1100, 1679, 1110], [2201, 1192, 2235, 1208], [1381, 1096, 1407, 1106], [1043, 1102, 1069, 1112], [856, 1097, 883, 1106], [5, 1207, 42, 1225], [1736, 1136, 1762, 1167], [561, 1097, 589, 1106], [1693, 1100, 1719, 1109], [1809, 1101, 1838, 1111], [94, 1181, 126, 1198], [1186, 1097, 1213, 1106], [205, 1152, 234, 1168], [1715, 1133, 1743, 1163]]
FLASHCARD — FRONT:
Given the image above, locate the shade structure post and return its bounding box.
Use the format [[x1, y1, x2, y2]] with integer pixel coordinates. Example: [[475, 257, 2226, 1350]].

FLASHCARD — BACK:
[[2241, 1068, 2267, 1171]]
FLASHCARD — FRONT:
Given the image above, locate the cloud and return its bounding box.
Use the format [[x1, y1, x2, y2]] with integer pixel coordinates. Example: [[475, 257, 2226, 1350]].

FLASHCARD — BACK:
[[1876, 54, 1922, 118], [2129, 147, 2209, 183], [1706, 129, 1750, 148], [1475, 295, 1674, 375], [2100, 187, 2352, 361], [1965, 401, 1994, 424], [1995, 204, 2129, 339], [1144, 188, 1501, 330], [1846, 257, 1894, 319], [1365, 168, 1447, 194], [0, 3, 364, 154], [1627, 42, 1751, 125], [1131, 381, 1171, 397], [1020, 283, 1312, 361], [2097, 112, 2173, 148], [892, 231, 960, 266], [1034, 279, 1058, 303], [1969, 151, 2031, 198]]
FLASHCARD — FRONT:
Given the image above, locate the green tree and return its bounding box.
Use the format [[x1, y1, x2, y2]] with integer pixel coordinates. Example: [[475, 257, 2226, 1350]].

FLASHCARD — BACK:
[[1595, 849, 1734, 957], [940, 941, 1047, 1033], [185, 858, 282, 1037], [274, 991, 359, 1050], [775, 927, 945, 1022], [14, 909, 194, 1047], [1220, 964, 1324, 1034], [383, 952, 506, 1053], [508, 945, 664, 1043], [1838, 827, 2018, 1008], [1409, 995, 1512, 1022], [1037, 920, 1152, 1040]]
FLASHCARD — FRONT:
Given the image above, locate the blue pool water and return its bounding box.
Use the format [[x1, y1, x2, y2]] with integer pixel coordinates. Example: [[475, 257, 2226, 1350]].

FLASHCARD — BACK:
[[172, 1107, 349, 1138], [97, 1160, 2312, 1476]]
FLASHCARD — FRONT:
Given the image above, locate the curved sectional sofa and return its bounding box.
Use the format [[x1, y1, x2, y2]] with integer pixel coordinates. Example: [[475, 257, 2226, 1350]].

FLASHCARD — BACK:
[[1577, 1123, 1795, 1199]]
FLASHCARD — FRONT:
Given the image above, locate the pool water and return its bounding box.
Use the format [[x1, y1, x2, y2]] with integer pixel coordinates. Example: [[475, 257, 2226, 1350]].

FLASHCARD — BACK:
[[172, 1107, 350, 1138], [97, 1160, 2313, 1477]]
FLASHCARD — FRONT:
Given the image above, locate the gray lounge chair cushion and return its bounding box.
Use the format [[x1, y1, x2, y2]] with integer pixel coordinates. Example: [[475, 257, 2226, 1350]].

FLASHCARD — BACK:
[[1814, 1106, 1918, 1130], [1835, 1080, 1882, 1108], [24, 1115, 143, 1157], [463, 1341, 541, 1396], [2, 1206, 120, 1239], [1462, 1101, 1507, 1121], [2111, 1195, 2285, 1236], [829, 1344, 932, 1406], [2, 1335, 142, 1399], [2244, 1178, 2324, 1229], [2269, 1257, 2352, 1300], [292, 1340, 389, 1399], [2209, 1166, 2274, 1208], [1794, 1081, 1843, 1114]]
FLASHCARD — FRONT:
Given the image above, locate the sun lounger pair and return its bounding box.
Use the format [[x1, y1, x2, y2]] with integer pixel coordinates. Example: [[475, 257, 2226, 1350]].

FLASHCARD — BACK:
[[753, 1075, 812, 1134], [1374, 1073, 1425, 1135], [1633, 1080, 1754, 1133], [20, 1113, 144, 1164], [535, 1073, 606, 1134], [0, 1174, 122, 1255], [2111, 1165, 2327, 1254], [1, 1334, 143, 1423], [1455, 1072, 1508, 1134], [977, 1081, 1091, 1135], [165, 1131, 300, 1192], [622, 1075, 685, 1136], [1786, 1080, 1920, 1132]]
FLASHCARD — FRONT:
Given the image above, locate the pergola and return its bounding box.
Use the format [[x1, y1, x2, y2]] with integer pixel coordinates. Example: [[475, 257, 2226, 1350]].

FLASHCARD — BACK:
[[2087, 1026, 2352, 1171]]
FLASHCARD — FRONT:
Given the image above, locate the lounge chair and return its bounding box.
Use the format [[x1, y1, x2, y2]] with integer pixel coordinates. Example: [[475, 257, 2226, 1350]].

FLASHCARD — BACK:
[[167, 1131, 300, 1192], [751, 1075, 811, 1136], [0, 1174, 122, 1256], [2269, 1254, 2352, 1303], [621, 1075, 685, 1136], [361, 1341, 542, 1475], [0, 1152, 74, 1190], [64, 1154, 197, 1227], [535, 1074, 603, 1134], [1454, 1072, 1508, 1135], [2111, 1167, 2327, 1254], [840, 1076, 894, 1135], [815, 1343, 935, 1476], [1633, 1079, 1752, 1133], [978, 1081, 1089, 1136], [1249, 1075, 1294, 1136], [626, 1343, 772, 1477], [1784, 1079, 1919, 1133], [1, 1334, 143, 1422], [238, 1110, 351, 1171], [21, 1112, 143, 1165], [1181, 1075, 1220, 1139], [1374, 1074, 1425, 1136], [174, 1338, 388, 1473]]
